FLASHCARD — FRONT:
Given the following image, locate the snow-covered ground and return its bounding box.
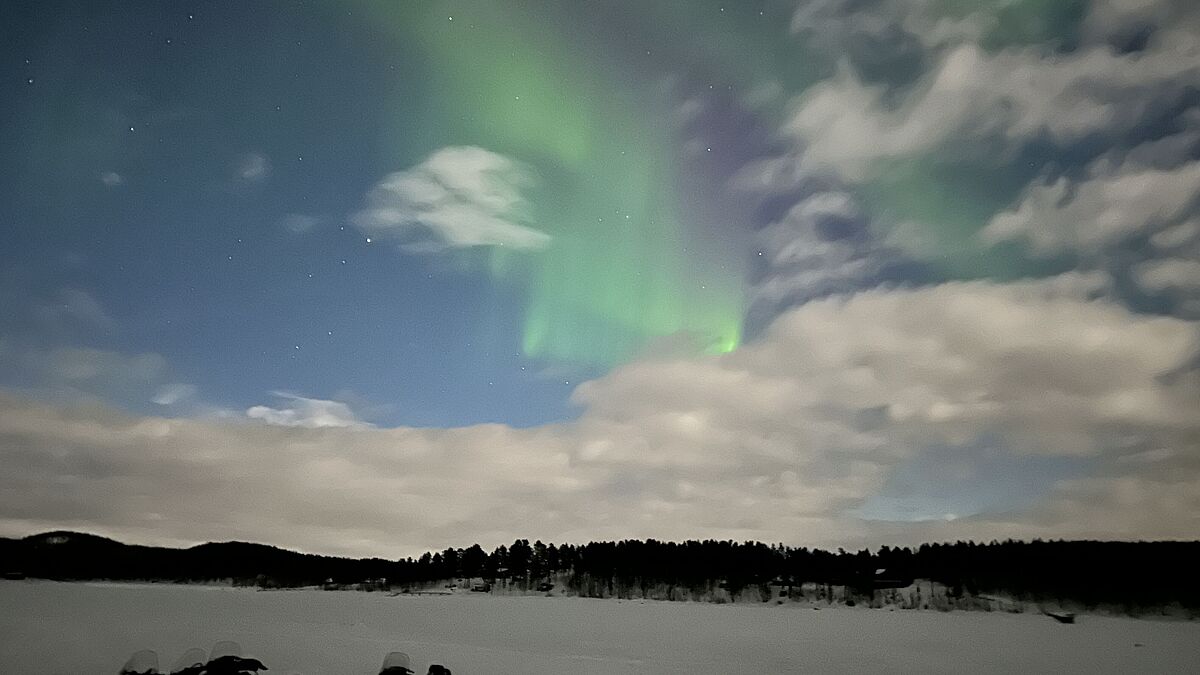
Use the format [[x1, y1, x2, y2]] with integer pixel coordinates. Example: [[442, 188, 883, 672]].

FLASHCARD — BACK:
[[1, 581, 1198, 674]]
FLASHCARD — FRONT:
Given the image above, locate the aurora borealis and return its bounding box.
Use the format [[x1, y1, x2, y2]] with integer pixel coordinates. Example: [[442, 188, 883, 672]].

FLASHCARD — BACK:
[[365, 1, 752, 365], [1, 0, 1199, 557]]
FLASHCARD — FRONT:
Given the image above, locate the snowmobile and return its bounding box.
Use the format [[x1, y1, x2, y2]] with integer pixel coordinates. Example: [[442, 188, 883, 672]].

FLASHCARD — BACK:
[[120, 645, 452, 674], [378, 651, 452, 674], [1042, 609, 1076, 624], [119, 641, 266, 675]]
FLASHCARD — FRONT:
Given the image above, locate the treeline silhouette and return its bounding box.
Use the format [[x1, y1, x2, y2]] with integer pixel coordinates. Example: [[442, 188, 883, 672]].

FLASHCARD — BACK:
[[2, 532, 1197, 612]]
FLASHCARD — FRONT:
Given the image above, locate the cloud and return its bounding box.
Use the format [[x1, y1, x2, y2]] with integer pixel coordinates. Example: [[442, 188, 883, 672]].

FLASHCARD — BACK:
[[352, 146, 551, 252], [1083, 0, 1200, 44], [99, 171, 123, 187], [787, 39, 1200, 182], [982, 158, 1200, 254], [0, 338, 192, 412], [793, 0, 1199, 59], [236, 152, 271, 182], [1, 275, 1195, 556], [42, 347, 166, 385], [280, 213, 320, 234], [1134, 258, 1200, 293], [246, 392, 370, 429], [151, 383, 198, 407], [586, 274, 1195, 464], [35, 289, 116, 334], [1151, 219, 1200, 250], [743, 0, 1200, 333], [746, 190, 911, 332], [791, 0, 985, 69], [782, 0, 1200, 183]]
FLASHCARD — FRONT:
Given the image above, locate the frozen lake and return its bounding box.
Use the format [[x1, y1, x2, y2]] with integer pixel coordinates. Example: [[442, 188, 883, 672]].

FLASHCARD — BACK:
[[1, 581, 1198, 674]]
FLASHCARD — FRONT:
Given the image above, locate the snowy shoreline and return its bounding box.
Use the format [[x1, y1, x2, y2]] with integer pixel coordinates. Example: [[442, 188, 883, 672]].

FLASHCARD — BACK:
[[9, 577, 1195, 622]]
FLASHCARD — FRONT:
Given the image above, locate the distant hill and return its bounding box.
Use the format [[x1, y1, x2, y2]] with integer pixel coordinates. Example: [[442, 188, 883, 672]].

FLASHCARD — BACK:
[[0, 531, 396, 587], [2, 532, 1198, 613]]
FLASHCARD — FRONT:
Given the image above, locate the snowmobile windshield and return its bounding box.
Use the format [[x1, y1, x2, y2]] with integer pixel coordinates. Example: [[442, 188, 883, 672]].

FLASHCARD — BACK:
[[380, 651, 415, 673], [208, 641, 243, 660], [119, 649, 160, 675], [168, 647, 207, 674], [201, 642, 269, 675]]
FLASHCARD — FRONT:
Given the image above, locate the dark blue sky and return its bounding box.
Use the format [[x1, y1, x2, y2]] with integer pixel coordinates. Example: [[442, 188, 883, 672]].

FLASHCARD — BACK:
[[1, 1, 618, 426]]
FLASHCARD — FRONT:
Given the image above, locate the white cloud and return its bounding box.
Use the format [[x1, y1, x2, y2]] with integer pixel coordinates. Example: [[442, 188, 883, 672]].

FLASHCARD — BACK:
[[791, 0, 988, 56], [793, 0, 1200, 59], [152, 383, 198, 406], [99, 171, 123, 187], [44, 347, 166, 384], [982, 158, 1200, 254], [0, 340, 188, 410], [1011, 469, 1200, 542], [236, 152, 271, 182], [1083, 0, 1200, 43], [1, 275, 1196, 556], [352, 146, 550, 251], [750, 191, 890, 312], [246, 392, 370, 429], [785, 35, 1200, 182], [280, 213, 319, 234], [1151, 219, 1200, 250], [1134, 258, 1200, 293], [37, 289, 116, 333]]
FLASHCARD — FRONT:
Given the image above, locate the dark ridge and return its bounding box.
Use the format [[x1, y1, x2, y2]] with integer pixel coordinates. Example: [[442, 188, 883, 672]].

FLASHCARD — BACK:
[[1, 532, 1198, 613], [23, 530, 124, 546]]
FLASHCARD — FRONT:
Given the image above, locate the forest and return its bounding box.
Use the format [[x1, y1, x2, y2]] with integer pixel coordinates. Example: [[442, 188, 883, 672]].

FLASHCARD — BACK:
[[3, 532, 1197, 613]]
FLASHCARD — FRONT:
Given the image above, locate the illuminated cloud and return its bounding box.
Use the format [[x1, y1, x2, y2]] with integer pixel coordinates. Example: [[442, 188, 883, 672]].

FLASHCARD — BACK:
[[1, 275, 1194, 556], [352, 146, 550, 251], [1135, 259, 1200, 293], [152, 383, 198, 407], [246, 392, 371, 429], [983, 158, 1200, 254], [236, 152, 271, 182]]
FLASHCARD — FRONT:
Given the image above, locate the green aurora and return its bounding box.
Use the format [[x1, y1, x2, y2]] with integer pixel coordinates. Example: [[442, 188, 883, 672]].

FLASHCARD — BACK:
[[362, 1, 747, 366], [353, 0, 1098, 367]]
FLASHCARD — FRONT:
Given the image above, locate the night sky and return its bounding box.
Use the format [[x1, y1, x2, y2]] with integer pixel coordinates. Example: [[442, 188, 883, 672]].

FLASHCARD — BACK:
[[1, 0, 1198, 557]]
